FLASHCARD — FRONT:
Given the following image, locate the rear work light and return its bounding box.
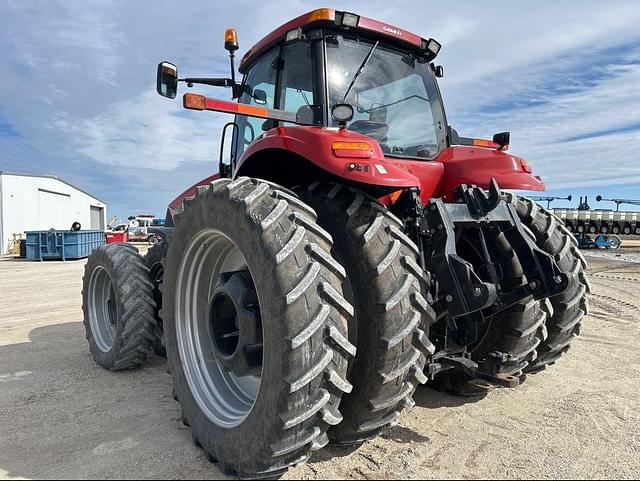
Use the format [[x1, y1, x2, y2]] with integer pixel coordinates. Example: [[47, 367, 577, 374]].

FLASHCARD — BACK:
[[336, 11, 360, 27], [422, 38, 442, 60], [285, 28, 303, 42], [332, 141, 373, 158]]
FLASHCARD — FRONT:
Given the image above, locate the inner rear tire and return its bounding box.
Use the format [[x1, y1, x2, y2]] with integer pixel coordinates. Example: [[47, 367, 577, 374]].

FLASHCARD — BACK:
[[162, 177, 354, 478], [516, 197, 590, 373], [299, 183, 436, 445], [82, 244, 155, 370], [145, 239, 171, 358], [430, 231, 547, 395]]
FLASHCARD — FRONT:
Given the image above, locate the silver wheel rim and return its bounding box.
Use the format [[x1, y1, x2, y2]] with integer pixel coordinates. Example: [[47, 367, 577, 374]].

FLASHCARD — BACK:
[[175, 229, 262, 428], [88, 266, 118, 353]]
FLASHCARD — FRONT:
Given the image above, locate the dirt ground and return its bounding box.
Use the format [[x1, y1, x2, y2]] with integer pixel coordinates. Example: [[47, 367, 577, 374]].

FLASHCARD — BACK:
[[1, 246, 639, 480]]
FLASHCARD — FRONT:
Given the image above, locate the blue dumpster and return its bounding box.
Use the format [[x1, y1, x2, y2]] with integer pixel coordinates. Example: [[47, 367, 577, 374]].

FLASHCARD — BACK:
[[25, 230, 105, 261]]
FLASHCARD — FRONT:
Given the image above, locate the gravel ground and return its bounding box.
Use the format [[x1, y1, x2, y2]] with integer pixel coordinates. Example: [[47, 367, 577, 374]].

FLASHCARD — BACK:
[[0, 248, 639, 480]]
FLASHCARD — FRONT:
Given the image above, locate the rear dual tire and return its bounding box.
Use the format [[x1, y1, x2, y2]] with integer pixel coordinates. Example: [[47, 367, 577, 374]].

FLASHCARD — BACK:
[[145, 240, 170, 358], [162, 178, 354, 478], [300, 183, 436, 444], [431, 231, 547, 395], [516, 197, 590, 373], [82, 244, 155, 370]]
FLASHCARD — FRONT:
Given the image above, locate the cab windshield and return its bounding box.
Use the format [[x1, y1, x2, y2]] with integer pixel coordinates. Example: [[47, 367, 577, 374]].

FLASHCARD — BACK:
[[326, 34, 444, 159]]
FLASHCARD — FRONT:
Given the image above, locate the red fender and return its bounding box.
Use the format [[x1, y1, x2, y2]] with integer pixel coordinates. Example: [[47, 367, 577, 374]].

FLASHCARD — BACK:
[[436, 146, 545, 201], [168, 136, 544, 216], [168, 173, 221, 215], [236, 126, 424, 191]]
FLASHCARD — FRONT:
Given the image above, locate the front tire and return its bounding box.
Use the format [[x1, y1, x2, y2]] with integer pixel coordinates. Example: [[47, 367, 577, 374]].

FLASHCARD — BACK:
[[162, 178, 354, 478]]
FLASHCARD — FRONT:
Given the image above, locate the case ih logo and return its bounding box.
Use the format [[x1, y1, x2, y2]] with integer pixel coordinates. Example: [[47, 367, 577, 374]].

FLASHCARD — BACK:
[[383, 25, 402, 36]]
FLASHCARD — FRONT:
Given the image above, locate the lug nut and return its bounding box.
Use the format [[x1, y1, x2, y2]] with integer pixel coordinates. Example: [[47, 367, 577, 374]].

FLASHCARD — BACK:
[[529, 280, 539, 290]]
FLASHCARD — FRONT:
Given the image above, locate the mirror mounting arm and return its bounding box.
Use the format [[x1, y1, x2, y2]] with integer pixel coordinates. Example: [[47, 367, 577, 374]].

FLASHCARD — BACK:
[[178, 77, 242, 98], [179, 77, 235, 88]]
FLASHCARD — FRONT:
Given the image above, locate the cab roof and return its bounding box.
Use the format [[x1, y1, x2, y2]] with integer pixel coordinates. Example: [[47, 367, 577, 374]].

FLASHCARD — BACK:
[[239, 8, 432, 74]]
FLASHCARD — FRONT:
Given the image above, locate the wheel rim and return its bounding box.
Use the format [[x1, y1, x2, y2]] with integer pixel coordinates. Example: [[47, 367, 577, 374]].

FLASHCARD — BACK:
[[88, 266, 118, 353], [175, 229, 263, 428], [149, 261, 164, 293], [609, 236, 622, 249]]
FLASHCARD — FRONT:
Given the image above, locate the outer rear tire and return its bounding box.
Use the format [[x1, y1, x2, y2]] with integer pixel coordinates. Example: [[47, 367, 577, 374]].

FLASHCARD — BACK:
[[299, 183, 436, 444], [162, 177, 355, 478], [516, 197, 590, 373], [82, 244, 155, 370]]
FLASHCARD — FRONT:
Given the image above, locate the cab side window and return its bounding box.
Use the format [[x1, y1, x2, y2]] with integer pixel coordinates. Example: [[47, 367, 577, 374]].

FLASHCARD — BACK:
[[279, 41, 315, 117], [234, 47, 279, 160]]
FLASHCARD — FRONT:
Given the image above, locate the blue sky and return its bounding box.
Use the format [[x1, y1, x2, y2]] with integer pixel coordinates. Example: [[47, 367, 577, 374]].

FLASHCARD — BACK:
[[1, 0, 639, 218]]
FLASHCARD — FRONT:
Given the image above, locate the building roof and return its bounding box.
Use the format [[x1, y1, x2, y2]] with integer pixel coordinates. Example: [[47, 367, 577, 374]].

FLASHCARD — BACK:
[[0, 170, 106, 205]]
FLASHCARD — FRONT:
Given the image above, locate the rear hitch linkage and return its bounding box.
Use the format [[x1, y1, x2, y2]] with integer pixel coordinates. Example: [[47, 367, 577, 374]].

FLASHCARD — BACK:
[[409, 180, 569, 386]]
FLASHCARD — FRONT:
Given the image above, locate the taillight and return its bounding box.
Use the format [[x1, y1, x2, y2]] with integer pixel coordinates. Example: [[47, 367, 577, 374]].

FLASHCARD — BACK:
[[332, 141, 373, 158]]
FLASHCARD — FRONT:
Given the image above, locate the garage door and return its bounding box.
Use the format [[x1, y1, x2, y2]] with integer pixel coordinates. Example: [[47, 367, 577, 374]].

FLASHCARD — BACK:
[[38, 189, 72, 230], [90, 206, 104, 230]]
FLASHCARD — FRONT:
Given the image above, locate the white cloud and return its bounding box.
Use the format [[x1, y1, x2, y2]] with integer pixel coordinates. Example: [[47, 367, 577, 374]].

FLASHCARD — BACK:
[[0, 0, 639, 216], [64, 91, 223, 170]]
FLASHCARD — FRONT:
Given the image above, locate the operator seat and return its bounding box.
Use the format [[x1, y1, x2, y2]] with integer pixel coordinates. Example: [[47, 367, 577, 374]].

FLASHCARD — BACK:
[[348, 106, 390, 150], [348, 120, 389, 144]]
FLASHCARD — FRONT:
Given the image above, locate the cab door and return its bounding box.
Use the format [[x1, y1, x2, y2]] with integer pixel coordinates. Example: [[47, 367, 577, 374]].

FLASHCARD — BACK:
[[277, 40, 316, 120], [232, 47, 280, 166]]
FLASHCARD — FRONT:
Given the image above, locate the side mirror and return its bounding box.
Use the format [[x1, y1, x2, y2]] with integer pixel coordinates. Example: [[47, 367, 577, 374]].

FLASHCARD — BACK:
[[434, 65, 444, 78], [493, 131, 510, 150], [253, 89, 267, 105], [596, 195, 603, 202], [157, 61, 178, 99]]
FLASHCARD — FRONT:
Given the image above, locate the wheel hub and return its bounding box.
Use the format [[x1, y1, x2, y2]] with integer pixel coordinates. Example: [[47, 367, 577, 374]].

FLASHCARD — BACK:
[[210, 271, 263, 377]]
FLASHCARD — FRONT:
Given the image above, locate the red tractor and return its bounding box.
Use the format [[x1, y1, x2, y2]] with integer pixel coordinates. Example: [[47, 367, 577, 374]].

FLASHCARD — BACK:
[[82, 9, 589, 479]]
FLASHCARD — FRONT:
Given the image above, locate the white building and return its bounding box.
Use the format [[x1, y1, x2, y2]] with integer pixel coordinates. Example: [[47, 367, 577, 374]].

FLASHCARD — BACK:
[[0, 171, 107, 254]]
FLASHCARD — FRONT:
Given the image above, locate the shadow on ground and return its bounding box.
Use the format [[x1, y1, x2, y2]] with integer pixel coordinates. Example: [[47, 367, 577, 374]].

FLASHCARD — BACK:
[[0, 322, 474, 479], [0, 322, 227, 480]]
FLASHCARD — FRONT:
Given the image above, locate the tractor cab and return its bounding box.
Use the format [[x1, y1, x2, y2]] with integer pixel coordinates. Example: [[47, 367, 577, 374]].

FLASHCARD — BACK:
[[157, 9, 451, 176], [233, 11, 448, 162]]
